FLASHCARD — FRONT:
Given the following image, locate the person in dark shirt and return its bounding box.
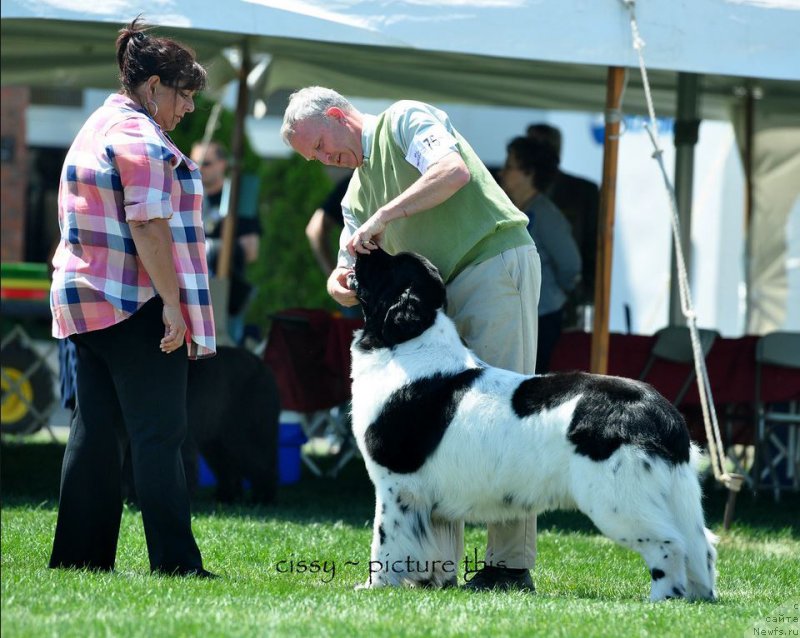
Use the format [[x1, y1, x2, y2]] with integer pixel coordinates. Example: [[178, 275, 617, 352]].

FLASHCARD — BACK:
[[527, 123, 599, 328], [305, 174, 352, 276]]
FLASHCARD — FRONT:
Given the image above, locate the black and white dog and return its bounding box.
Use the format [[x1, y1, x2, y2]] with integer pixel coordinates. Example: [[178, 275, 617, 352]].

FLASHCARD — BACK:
[[349, 249, 717, 601]]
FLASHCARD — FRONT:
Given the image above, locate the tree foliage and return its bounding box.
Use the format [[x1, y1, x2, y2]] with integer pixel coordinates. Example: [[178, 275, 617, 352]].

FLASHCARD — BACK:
[[246, 155, 337, 334]]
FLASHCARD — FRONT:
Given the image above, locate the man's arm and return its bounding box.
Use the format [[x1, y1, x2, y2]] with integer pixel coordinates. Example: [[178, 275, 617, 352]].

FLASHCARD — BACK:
[[346, 152, 470, 255]]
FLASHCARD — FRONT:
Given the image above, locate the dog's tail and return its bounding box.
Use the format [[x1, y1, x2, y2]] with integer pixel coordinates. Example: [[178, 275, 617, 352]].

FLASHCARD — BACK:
[[667, 444, 718, 600]]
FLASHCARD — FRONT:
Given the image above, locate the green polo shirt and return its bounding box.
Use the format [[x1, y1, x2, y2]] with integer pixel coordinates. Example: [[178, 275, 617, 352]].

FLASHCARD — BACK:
[[345, 103, 531, 283]]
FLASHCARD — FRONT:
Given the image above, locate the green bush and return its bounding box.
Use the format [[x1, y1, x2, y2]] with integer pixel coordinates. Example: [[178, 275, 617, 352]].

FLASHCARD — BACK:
[[246, 155, 338, 334]]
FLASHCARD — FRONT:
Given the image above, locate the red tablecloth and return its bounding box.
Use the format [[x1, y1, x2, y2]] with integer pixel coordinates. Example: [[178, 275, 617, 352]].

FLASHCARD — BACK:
[[263, 309, 363, 413], [549, 331, 800, 406]]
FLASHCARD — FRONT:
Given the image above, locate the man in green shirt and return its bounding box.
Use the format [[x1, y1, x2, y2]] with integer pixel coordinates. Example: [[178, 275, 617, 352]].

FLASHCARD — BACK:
[[281, 86, 541, 591]]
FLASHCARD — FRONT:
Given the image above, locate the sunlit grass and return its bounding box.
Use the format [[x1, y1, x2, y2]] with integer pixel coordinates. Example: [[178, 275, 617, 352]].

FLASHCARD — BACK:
[[2, 440, 798, 637]]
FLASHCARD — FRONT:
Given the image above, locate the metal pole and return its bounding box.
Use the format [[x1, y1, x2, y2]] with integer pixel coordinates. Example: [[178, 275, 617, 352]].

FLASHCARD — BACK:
[[742, 85, 756, 332], [669, 72, 701, 326]]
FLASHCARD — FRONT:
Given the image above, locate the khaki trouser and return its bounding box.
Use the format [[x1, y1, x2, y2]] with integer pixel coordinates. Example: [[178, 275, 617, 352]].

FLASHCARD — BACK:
[[445, 243, 541, 570]]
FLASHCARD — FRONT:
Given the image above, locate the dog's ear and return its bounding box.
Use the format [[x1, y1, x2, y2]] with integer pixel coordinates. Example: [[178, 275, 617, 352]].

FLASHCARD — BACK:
[[381, 253, 446, 346], [382, 285, 437, 346]]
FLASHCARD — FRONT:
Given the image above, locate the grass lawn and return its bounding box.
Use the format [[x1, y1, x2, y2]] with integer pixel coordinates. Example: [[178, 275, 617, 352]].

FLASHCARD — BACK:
[[1, 438, 798, 638]]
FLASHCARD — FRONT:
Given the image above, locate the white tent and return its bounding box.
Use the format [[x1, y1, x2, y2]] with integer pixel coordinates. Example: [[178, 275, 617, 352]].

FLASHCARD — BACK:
[[2, 0, 799, 337], [3, 1, 799, 116]]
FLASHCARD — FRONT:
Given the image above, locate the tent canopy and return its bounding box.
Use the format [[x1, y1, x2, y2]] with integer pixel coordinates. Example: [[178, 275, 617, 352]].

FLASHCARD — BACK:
[[2, 0, 799, 119]]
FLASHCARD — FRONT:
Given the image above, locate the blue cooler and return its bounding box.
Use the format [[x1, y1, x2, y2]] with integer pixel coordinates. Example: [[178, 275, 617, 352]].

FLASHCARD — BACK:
[[197, 454, 217, 488], [196, 456, 251, 490], [279, 411, 307, 485]]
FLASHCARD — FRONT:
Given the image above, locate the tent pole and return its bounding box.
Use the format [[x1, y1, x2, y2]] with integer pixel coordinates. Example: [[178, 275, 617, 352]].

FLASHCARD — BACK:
[[217, 39, 251, 280], [590, 66, 626, 374], [669, 72, 701, 327], [742, 85, 756, 331]]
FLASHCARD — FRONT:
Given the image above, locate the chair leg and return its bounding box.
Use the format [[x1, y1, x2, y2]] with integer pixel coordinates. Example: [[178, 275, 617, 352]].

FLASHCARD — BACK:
[[752, 416, 765, 495]]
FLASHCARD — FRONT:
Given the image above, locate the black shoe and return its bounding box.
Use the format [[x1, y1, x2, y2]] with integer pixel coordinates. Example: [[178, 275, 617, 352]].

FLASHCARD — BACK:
[[463, 566, 535, 592]]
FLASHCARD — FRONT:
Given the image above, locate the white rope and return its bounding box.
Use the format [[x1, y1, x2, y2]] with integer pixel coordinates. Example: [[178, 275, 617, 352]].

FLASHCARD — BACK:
[[619, 0, 743, 492]]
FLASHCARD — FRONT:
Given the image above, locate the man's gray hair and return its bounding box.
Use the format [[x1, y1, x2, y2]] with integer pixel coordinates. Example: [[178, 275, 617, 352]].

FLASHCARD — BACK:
[[280, 86, 354, 146]]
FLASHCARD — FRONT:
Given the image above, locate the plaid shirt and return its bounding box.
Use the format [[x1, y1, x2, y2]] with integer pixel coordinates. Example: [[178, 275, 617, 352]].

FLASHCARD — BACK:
[[51, 94, 216, 358]]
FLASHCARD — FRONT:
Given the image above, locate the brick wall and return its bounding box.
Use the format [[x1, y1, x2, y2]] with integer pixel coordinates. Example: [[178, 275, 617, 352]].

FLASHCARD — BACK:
[[1, 86, 30, 263]]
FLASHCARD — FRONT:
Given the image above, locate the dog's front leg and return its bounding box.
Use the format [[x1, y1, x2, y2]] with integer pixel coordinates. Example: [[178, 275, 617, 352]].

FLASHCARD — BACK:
[[358, 485, 450, 589], [356, 494, 393, 589]]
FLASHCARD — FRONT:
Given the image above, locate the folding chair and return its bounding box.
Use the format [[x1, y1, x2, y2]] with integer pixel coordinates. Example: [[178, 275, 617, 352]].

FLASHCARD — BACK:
[[752, 332, 800, 501], [638, 326, 720, 408], [263, 309, 363, 478]]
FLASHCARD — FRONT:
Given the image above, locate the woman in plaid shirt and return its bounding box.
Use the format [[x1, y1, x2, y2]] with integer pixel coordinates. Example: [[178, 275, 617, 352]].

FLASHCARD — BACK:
[[49, 18, 217, 578]]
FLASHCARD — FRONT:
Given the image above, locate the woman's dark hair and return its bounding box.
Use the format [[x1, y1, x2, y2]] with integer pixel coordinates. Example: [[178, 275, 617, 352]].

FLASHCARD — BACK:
[[116, 16, 207, 93], [507, 136, 559, 192]]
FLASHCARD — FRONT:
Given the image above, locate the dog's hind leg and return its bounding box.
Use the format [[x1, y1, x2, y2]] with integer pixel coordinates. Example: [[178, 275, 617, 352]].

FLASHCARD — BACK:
[[571, 453, 699, 601], [666, 458, 718, 601], [589, 507, 689, 601], [681, 526, 717, 602], [638, 537, 690, 601]]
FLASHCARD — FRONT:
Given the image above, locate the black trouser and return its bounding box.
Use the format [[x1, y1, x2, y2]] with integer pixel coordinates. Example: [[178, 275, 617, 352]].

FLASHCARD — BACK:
[[49, 297, 203, 574]]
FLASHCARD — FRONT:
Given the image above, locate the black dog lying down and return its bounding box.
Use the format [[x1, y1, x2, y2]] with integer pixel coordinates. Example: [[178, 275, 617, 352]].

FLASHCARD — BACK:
[[124, 346, 280, 505], [183, 346, 280, 505]]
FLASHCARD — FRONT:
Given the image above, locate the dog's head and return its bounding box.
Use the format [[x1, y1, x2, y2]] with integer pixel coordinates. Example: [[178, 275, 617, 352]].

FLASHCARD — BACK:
[[353, 248, 446, 349]]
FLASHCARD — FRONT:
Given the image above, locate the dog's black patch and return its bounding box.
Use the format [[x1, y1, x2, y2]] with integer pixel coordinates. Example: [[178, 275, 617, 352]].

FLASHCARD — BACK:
[[412, 512, 429, 541], [651, 568, 666, 581], [511, 372, 690, 465], [364, 368, 484, 473]]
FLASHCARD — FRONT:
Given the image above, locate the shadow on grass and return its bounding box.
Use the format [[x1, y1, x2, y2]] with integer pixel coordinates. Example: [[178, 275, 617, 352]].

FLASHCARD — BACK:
[[2, 439, 798, 536]]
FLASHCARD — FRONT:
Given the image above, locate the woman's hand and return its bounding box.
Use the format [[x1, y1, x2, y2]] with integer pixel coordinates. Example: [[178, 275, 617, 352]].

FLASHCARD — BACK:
[[160, 302, 187, 353]]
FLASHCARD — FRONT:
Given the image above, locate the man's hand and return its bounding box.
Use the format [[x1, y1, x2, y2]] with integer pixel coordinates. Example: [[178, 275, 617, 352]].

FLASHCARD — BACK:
[[347, 211, 386, 256], [327, 266, 359, 306]]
